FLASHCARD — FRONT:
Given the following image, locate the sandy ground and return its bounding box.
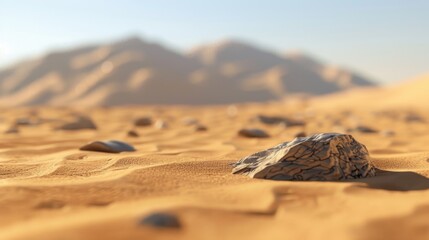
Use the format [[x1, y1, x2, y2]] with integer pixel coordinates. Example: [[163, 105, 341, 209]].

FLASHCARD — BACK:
[[0, 101, 429, 240]]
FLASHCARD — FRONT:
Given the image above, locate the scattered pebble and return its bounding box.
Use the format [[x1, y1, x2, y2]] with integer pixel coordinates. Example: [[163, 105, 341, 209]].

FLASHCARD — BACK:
[[381, 130, 395, 137], [134, 117, 152, 127], [294, 131, 306, 138], [254, 115, 305, 127], [57, 116, 97, 130], [232, 133, 376, 180], [4, 126, 19, 134], [182, 117, 199, 126], [35, 200, 66, 209], [14, 118, 39, 126], [194, 125, 208, 132], [238, 128, 270, 138], [80, 140, 136, 153], [404, 113, 425, 123], [127, 130, 139, 137], [139, 212, 181, 228], [351, 125, 378, 133], [154, 120, 168, 129]]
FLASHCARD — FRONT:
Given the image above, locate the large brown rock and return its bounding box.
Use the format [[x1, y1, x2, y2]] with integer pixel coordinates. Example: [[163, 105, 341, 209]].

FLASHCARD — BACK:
[[232, 133, 376, 181]]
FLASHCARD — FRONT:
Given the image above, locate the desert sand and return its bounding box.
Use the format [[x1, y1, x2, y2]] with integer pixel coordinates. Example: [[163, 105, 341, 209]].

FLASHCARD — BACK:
[[0, 92, 429, 240]]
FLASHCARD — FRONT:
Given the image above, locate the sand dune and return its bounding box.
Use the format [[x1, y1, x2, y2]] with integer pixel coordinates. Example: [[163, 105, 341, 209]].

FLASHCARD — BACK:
[[0, 37, 375, 106], [312, 73, 429, 110], [0, 99, 428, 239]]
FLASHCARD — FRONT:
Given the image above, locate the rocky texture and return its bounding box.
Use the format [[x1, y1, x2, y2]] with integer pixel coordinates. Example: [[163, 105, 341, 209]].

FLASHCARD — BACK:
[[80, 140, 136, 153], [139, 212, 181, 228], [57, 116, 97, 131], [232, 133, 376, 181], [238, 128, 270, 138]]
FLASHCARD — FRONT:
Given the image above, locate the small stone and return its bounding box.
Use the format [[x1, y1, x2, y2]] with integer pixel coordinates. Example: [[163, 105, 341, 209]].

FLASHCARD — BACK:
[[14, 118, 39, 126], [294, 131, 306, 138], [154, 120, 168, 129], [404, 113, 424, 123], [134, 117, 152, 127], [232, 133, 376, 181], [57, 116, 97, 130], [4, 126, 19, 134], [35, 200, 66, 209], [381, 130, 395, 137], [352, 126, 378, 133], [182, 117, 199, 126], [80, 140, 136, 153], [14, 118, 31, 126], [238, 128, 270, 138], [254, 115, 305, 127], [139, 212, 181, 228], [194, 125, 208, 132], [127, 130, 139, 137]]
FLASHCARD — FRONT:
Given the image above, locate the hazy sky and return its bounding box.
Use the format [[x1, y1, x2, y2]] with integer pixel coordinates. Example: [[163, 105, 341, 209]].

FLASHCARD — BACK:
[[1, 0, 428, 84]]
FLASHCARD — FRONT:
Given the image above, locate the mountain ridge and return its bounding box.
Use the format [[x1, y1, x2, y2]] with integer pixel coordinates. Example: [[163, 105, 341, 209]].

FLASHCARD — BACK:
[[0, 36, 376, 106]]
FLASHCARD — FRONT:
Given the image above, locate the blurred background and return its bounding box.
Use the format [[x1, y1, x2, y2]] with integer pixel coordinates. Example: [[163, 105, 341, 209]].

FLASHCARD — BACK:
[[1, 0, 428, 106]]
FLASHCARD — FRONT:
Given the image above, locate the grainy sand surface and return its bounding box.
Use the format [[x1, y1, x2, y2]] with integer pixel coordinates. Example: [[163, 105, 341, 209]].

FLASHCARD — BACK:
[[1, 101, 429, 240]]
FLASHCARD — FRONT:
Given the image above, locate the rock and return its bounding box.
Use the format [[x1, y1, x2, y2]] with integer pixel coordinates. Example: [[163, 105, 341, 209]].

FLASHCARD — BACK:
[[381, 130, 395, 137], [154, 120, 168, 129], [134, 117, 152, 127], [404, 113, 425, 123], [238, 128, 270, 138], [232, 133, 376, 181], [57, 116, 97, 130], [194, 125, 208, 132], [294, 131, 306, 138], [127, 130, 139, 137], [139, 212, 181, 228], [254, 115, 305, 127], [35, 200, 66, 209], [351, 125, 378, 133], [14, 118, 39, 126], [182, 117, 199, 126], [4, 126, 19, 134], [80, 140, 136, 153]]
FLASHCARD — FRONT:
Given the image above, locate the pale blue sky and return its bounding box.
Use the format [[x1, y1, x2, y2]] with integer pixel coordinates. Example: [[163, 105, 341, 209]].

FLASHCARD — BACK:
[[1, 0, 428, 83]]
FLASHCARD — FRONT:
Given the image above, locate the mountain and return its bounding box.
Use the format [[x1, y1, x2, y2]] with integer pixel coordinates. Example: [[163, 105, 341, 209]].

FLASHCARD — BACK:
[[0, 37, 376, 106]]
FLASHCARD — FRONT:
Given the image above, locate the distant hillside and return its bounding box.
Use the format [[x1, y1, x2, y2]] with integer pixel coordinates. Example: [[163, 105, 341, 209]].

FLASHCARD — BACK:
[[0, 37, 375, 106]]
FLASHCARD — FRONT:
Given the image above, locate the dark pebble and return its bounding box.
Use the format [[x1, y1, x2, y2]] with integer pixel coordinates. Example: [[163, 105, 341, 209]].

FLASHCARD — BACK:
[[134, 117, 152, 127], [139, 212, 181, 228], [238, 128, 270, 138]]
